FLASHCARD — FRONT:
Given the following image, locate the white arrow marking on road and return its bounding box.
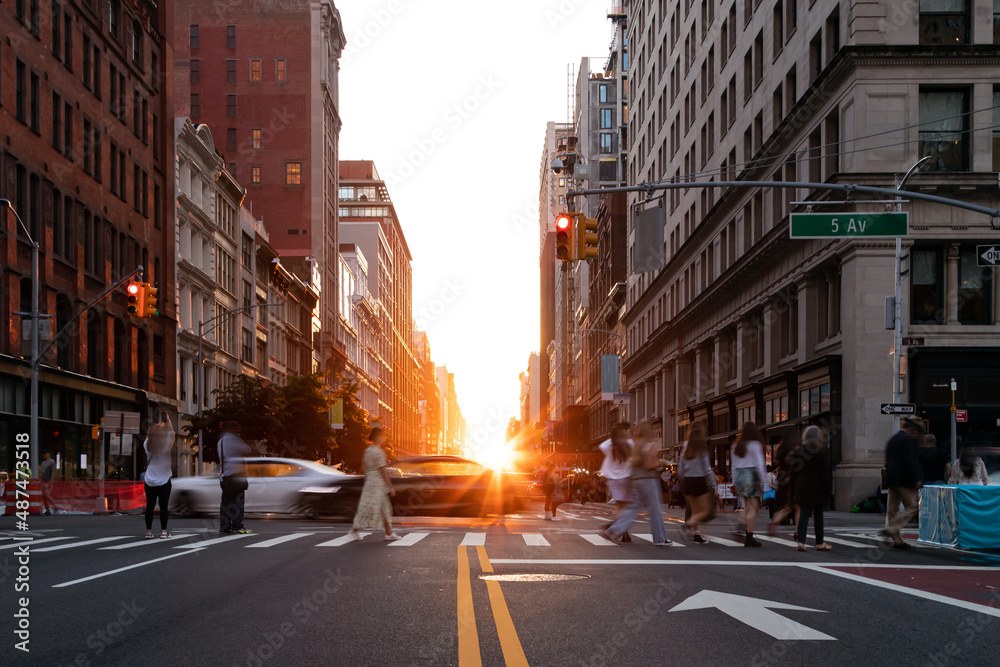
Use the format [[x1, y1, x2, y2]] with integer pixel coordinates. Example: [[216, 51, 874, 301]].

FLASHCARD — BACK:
[[669, 590, 836, 641]]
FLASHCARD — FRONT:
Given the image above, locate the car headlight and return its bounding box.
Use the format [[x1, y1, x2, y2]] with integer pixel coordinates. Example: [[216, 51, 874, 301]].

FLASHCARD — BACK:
[[299, 486, 340, 494]]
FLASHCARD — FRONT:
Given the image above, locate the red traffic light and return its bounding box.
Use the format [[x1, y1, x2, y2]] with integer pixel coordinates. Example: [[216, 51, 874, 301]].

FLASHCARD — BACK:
[[555, 215, 572, 231], [127, 284, 140, 296]]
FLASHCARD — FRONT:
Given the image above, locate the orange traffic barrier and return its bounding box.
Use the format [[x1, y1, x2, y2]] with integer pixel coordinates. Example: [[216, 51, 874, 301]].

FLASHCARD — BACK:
[[2, 479, 147, 514], [2, 480, 41, 515]]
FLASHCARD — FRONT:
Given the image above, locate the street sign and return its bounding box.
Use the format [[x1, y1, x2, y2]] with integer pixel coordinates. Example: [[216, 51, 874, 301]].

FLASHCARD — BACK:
[[789, 212, 908, 239], [902, 337, 924, 346], [956, 410, 968, 423], [612, 393, 631, 406], [881, 403, 916, 415], [104, 411, 142, 434], [669, 591, 835, 641], [978, 245, 1000, 267]]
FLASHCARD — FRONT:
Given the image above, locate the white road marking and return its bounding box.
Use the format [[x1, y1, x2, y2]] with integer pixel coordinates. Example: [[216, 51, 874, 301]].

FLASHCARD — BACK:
[[809, 535, 869, 549], [0, 537, 75, 550], [521, 534, 550, 546], [669, 590, 835, 641], [460, 533, 487, 546], [246, 533, 316, 548], [488, 559, 1000, 570], [632, 534, 685, 546], [316, 533, 371, 547], [33, 536, 131, 552], [388, 532, 430, 547], [175, 533, 254, 549], [53, 549, 206, 588], [805, 565, 1000, 619], [101, 534, 196, 549], [703, 535, 744, 547], [580, 534, 618, 546], [756, 535, 801, 548]]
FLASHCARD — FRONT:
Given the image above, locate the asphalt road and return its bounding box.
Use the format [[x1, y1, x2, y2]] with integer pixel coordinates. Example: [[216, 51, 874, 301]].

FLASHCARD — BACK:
[[1, 503, 998, 666]]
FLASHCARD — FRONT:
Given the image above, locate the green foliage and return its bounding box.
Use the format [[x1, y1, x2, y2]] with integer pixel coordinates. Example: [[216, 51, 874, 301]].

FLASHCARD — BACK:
[[330, 376, 372, 473], [186, 376, 283, 463]]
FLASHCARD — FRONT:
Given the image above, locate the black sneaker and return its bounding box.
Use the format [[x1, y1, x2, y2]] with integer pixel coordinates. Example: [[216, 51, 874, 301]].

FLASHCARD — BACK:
[[892, 542, 911, 550], [744, 534, 762, 547], [693, 535, 707, 544], [621, 532, 632, 543]]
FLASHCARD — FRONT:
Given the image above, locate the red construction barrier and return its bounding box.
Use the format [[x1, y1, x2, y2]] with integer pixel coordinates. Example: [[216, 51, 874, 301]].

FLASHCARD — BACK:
[[2, 480, 41, 515], [6, 479, 148, 514]]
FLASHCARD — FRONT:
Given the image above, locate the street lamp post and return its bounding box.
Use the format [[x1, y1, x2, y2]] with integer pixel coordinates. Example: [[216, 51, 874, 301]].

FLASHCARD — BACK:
[[196, 302, 281, 475]]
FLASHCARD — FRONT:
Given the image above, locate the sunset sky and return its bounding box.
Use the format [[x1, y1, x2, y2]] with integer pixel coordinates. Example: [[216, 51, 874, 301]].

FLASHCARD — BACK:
[[337, 1, 613, 453]]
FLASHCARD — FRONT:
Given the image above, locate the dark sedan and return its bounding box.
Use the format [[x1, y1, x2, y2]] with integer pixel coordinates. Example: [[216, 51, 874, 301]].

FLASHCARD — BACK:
[[296, 456, 531, 519]]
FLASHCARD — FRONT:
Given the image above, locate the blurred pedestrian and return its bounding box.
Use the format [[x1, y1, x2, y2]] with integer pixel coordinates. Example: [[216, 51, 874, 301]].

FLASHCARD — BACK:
[[918, 434, 950, 485], [143, 416, 175, 539], [732, 422, 767, 547], [883, 417, 925, 549], [218, 421, 251, 535], [544, 464, 566, 521], [599, 423, 633, 539], [602, 422, 671, 546], [794, 426, 831, 552], [948, 446, 989, 485], [348, 427, 400, 541], [768, 427, 800, 535], [678, 421, 713, 544], [39, 451, 56, 515]]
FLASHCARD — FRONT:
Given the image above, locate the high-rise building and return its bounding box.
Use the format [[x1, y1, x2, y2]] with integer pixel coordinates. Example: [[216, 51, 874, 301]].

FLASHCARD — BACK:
[[413, 331, 441, 455], [339, 243, 381, 419], [623, 0, 1000, 509], [1, 0, 177, 479], [173, 0, 347, 375], [339, 161, 419, 456]]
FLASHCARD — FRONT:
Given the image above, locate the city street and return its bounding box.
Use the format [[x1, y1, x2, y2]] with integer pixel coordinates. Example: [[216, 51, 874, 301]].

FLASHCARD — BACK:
[[3, 504, 999, 666]]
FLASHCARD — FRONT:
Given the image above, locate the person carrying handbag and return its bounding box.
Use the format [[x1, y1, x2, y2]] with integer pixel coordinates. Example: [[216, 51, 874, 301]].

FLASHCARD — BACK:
[[218, 421, 251, 534], [601, 422, 672, 546], [679, 421, 715, 543]]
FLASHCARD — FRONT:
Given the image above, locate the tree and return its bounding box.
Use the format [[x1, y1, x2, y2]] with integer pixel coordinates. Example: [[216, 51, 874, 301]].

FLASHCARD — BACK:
[[274, 373, 337, 461], [187, 376, 283, 462], [330, 375, 372, 473]]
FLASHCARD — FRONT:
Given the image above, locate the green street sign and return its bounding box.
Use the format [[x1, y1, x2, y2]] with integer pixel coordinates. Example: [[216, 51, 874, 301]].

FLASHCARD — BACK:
[[789, 212, 908, 239]]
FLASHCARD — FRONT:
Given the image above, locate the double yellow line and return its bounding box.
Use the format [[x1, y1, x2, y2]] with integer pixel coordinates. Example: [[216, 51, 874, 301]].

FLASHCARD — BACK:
[[457, 545, 529, 666]]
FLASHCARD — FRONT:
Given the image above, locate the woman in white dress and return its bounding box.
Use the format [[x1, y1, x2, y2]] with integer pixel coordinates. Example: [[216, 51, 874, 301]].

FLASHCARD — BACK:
[[348, 428, 400, 541]]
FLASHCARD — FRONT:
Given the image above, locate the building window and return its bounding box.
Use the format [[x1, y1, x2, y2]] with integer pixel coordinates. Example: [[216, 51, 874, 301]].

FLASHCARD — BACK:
[[918, 88, 968, 172], [250, 59, 261, 81], [189, 24, 198, 48], [131, 19, 142, 66], [599, 133, 613, 154], [599, 84, 608, 103], [52, 92, 62, 150], [30, 70, 40, 133], [958, 246, 992, 324], [919, 0, 968, 45], [285, 162, 301, 185], [912, 247, 945, 324], [227, 94, 237, 117], [190, 94, 200, 117], [995, 0, 1000, 43], [251, 128, 262, 149], [63, 101, 72, 159], [108, 0, 120, 40], [227, 25, 236, 49], [190, 59, 199, 83], [52, 1, 62, 60], [226, 128, 237, 152], [227, 59, 237, 83], [242, 328, 253, 363], [276, 59, 287, 81], [993, 87, 1000, 170], [251, 166, 261, 185], [600, 108, 613, 129]]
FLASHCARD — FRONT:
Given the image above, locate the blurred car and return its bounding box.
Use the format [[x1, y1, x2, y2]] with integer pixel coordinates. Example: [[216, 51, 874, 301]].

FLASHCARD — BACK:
[[297, 455, 532, 519], [169, 458, 350, 516]]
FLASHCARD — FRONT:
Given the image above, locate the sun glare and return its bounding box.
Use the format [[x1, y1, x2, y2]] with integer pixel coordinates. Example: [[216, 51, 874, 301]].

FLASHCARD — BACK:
[[476, 439, 516, 471]]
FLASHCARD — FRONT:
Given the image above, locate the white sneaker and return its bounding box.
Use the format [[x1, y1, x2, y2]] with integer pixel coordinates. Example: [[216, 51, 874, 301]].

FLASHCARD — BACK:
[[543, 515, 552, 520], [551, 516, 562, 522], [348, 529, 363, 541], [384, 533, 402, 541]]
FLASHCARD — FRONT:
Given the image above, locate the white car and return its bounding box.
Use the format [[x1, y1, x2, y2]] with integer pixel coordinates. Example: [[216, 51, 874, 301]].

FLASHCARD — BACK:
[[169, 458, 350, 516]]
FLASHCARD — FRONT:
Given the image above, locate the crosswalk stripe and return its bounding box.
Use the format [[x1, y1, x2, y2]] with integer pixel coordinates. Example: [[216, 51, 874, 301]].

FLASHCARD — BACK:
[[580, 534, 617, 546], [522, 534, 550, 547], [810, 535, 869, 549], [461, 533, 486, 546], [33, 536, 131, 552], [101, 534, 196, 549], [756, 535, 800, 548], [315, 533, 371, 547], [0, 537, 74, 550], [703, 535, 744, 547], [389, 532, 430, 547], [175, 533, 253, 549], [246, 533, 316, 548], [632, 534, 685, 546]]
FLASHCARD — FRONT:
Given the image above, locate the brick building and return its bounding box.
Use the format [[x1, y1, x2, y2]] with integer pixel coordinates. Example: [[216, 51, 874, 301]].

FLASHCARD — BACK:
[[0, 0, 176, 479], [173, 0, 347, 375]]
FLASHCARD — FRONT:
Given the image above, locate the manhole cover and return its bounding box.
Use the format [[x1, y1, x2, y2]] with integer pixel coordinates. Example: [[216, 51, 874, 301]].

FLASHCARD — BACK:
[[478, 574, 591, 582]]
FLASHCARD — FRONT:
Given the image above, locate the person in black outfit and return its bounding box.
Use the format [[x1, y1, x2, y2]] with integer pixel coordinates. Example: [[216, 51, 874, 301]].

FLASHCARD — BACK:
[[883, 417, 925, 549], [917, 434, 950, 485], [793, 426, 831, 551], [768, 427, 801, 535]]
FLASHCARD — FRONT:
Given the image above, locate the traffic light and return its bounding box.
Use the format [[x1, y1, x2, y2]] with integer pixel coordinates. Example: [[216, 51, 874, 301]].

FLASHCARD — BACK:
[[555, 212, 575, 261], [143, 283, 159, 318], [126, 282, 144, 317], [576, 215, 598, 260]]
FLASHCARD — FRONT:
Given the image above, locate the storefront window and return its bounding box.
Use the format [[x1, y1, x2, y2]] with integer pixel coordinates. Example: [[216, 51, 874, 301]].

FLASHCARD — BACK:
[[958, 247, 991, 324], [911, 247, 943, 324]]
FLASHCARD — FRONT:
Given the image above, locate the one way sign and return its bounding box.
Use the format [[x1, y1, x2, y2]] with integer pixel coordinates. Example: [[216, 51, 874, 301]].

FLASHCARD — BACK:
[[881, 403, 916, 415], [979, 245, 1000, 267]]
